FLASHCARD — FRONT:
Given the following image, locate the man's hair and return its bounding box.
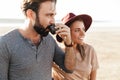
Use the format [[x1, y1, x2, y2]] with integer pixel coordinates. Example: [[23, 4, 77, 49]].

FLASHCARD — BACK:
[[21, 0, 56, 16]]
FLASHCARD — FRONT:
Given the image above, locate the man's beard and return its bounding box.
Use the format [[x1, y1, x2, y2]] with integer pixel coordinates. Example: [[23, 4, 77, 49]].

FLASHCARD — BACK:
[[33, 16, 49, 37], [34, 24, 49, 37]]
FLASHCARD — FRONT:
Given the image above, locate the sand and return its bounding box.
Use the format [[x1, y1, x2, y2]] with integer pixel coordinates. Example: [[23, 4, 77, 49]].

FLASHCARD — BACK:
[[85, 27, 120, 80], [0, 26, 120, 80]]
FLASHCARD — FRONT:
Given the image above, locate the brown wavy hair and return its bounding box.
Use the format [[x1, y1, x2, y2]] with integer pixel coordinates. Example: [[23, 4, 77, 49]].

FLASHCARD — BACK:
[[21, 0, 57, 16]]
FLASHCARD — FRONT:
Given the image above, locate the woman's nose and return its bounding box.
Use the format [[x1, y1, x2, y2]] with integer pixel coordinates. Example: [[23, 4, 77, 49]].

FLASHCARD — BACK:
[[80, 30, 85, 36]]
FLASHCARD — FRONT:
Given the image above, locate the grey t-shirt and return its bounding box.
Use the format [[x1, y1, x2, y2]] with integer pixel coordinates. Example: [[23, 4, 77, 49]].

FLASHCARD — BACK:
[[0, 29, 66, 80]]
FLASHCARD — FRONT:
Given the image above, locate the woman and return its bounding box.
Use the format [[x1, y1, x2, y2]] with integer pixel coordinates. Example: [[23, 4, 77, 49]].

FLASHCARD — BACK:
[[52, 13, 99, 80]]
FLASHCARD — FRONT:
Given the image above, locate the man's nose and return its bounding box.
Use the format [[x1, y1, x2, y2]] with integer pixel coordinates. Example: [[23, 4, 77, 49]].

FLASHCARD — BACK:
[[50, 17, 55, 24]]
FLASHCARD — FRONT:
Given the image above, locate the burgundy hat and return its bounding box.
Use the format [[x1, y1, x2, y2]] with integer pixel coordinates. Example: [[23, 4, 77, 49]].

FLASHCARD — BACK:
[[61, 13, 92, 31]]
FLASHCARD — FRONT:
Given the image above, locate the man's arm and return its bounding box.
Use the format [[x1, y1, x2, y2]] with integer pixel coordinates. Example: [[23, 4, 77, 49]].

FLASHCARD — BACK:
[[54, 23, 76, 72], [62, 24, 76, 71], [64, 46, 75, 71], [53, 38, 76, 72]]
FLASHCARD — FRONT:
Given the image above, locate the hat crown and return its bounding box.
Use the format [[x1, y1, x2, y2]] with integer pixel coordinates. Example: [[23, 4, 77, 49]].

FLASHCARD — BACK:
[[62, 13, 76, 24], [61, 12, 92, 32]]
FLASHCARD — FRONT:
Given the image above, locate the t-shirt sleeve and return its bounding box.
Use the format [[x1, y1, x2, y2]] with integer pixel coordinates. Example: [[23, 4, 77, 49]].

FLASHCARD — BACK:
[[91, 47, 99, 71]]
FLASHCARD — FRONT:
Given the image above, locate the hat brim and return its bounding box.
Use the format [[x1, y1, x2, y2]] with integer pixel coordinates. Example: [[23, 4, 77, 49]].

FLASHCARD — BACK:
[[65, 14, 92, 31]]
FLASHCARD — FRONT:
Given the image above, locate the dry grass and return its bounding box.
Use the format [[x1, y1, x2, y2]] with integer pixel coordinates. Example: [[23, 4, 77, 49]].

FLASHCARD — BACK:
[[0, 26, 120, 80]]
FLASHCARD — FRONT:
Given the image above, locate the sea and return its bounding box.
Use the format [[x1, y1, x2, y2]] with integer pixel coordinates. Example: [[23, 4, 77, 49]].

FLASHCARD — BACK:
[[0, 19, 120, 32]]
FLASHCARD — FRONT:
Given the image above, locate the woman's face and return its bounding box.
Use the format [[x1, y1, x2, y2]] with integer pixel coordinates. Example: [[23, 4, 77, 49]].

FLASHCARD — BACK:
[[70, 20, 85, 45]]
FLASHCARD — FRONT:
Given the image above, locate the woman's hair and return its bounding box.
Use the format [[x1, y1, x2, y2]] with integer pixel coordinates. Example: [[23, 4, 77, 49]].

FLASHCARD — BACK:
[[69, 18, 86, 61], [76, 44, 86, 61], [21, 0, 56, 16]]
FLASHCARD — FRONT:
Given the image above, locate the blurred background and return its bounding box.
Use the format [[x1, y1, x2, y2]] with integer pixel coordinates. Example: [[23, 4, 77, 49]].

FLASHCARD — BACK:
[[0, 0, 120, 27], [0, 0, 120, 80]]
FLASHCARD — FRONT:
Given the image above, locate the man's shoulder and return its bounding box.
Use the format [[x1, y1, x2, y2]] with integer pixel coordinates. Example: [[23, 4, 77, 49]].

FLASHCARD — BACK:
[[0, 29, 19, 44], [42, 34, 59, 48], [2, 29, 18, 37], [45, 33, 56, 42]]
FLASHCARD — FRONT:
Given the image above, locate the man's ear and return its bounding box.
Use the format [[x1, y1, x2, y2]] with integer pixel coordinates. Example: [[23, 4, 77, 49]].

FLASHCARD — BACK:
[[26, 9, 36, 20]]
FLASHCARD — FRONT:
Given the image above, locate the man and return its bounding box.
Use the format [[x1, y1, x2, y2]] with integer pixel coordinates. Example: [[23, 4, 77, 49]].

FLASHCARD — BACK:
[[0, 0, 75, 80]]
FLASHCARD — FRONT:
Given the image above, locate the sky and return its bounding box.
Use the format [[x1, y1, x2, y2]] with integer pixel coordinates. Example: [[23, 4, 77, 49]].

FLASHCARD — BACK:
[[0, 0, 120, 22]]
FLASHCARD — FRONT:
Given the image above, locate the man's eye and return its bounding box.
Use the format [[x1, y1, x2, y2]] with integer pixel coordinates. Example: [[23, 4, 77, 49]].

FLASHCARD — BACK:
[[49, 14, 54, 17], [75, 29, 80, 32]]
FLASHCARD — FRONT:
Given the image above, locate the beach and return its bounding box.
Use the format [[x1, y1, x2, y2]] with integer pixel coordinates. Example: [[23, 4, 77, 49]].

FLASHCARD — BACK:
[[0, 24, 120, 80], [85, 28, 120, 80]]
